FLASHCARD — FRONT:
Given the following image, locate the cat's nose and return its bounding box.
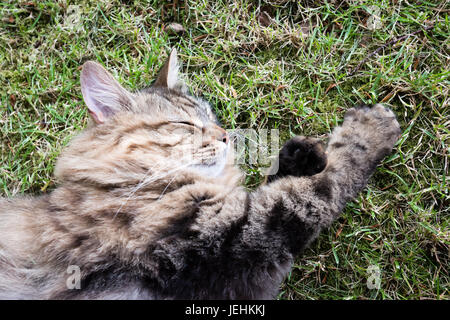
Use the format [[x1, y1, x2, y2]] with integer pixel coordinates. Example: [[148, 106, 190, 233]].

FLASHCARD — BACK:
[[215, 127, 229, 145], [202, 125, 229, 146], [220, 131, 229, 144]]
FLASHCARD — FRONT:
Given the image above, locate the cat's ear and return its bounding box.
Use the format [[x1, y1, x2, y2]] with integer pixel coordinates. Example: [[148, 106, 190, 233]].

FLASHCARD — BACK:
[[80, 61, 134, 124], [154, 48, 181, 89]]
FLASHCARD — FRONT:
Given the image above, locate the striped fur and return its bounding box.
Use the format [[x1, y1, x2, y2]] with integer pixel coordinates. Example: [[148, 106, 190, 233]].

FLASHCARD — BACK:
[[0, 50, 401, 299]]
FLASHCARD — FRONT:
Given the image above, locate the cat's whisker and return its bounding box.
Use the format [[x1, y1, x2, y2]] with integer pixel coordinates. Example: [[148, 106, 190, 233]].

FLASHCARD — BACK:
[[113, 158, 197, 219], [129, 156, 191, 192], [158, 174, 178, 200], [137, 156, 196, 187]]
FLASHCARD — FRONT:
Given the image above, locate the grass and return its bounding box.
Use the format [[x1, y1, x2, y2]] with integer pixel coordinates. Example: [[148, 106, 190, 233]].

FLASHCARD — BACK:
[[0, 0, 448, 299]]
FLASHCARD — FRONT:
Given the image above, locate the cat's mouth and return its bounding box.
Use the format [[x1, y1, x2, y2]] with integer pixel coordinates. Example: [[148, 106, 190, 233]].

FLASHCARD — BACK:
[[191, 145, 229, 177]]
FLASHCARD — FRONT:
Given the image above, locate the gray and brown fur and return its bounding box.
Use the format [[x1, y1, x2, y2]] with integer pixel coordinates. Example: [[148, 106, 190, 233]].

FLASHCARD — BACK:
[[0, 49, 401, 299]]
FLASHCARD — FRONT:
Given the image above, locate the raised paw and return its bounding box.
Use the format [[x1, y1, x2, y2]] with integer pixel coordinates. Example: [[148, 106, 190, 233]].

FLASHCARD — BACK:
[[266, 136, 327, 183], [343, 104, 401, 146], [328, 104, 402, 165]]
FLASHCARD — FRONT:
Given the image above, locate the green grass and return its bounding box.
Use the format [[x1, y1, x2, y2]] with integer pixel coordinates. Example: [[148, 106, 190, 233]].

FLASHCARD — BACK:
[[0, 0, 448, 299]]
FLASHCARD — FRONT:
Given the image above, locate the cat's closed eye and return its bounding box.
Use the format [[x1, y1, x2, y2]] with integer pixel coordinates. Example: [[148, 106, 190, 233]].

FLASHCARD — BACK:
[[173, 121, 195, 127]]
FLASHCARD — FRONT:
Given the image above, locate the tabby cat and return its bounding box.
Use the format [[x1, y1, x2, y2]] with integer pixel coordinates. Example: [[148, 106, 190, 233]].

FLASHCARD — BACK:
[[0, 49, 401, 299]]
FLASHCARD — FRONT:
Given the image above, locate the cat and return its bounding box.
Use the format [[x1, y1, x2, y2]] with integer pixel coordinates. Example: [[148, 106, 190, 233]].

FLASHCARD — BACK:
[[0, 49, 401, 299]]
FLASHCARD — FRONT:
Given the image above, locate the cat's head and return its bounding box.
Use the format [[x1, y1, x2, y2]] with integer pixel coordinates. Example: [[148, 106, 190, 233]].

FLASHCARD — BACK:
[[55, 49, 238, 188]]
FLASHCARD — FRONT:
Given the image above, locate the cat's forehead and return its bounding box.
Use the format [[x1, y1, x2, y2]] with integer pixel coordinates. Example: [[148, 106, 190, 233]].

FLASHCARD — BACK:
[[136, 87, 218, 125]]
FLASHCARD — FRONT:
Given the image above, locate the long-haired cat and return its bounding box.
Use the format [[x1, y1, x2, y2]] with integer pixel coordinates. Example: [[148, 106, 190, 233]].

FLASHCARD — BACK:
[[0, 49, 401, 299]]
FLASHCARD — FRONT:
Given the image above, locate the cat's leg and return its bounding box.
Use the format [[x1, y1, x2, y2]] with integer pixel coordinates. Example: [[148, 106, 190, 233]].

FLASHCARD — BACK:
[[266, 136, 327, 182], [242, 104, 401, 260]]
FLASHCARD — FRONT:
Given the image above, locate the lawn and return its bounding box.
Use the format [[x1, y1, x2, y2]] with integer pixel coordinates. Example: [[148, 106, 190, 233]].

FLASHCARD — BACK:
[[0, 0, 448, 299]]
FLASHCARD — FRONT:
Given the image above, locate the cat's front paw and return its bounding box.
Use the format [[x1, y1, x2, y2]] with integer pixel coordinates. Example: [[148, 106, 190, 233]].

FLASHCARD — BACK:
[[338, 104, 401, 159], [345, 104, 400, 143], [267, 136, 327, 182]]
